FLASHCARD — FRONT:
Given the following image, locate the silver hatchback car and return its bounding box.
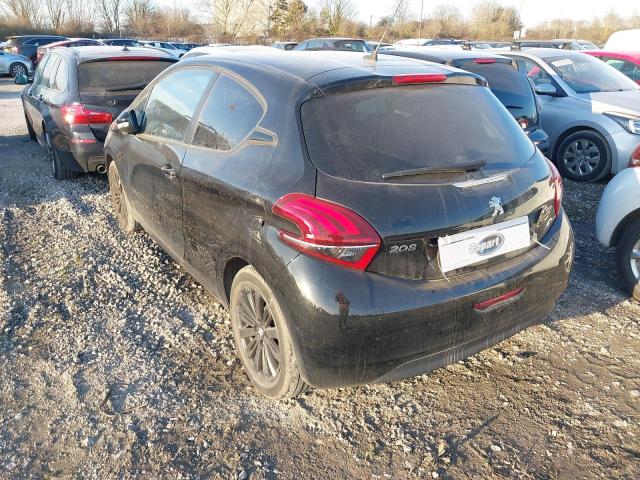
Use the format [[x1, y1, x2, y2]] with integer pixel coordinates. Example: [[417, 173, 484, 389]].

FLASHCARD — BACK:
[[503, 48, 640, 182], [0, 50, 33, 78]]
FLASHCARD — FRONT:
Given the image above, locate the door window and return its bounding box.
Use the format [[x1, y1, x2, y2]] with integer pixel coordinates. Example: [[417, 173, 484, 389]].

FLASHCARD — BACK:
[[517, 58, 554, 87], [603, 57, 640, 82], [143, 68, 216, 142], [192, 74, 264, 151], [32, 55, 50, 86]]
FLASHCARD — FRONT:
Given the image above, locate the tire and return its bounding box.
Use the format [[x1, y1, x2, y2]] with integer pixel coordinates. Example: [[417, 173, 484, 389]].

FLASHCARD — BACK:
[[555, 130, 611, 182], [45, 130, 78, 180], [24, 114, 36, 141], [230, 265, 309, 399], [108, 162, 140, 233], [9, 62, 27, 78], [615, 217, 640, 301]]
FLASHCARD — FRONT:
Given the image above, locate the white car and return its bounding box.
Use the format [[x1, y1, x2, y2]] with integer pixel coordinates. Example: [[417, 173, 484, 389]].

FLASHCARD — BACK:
[[596, 148, 640, 299], [141, 41, 182, 59], [605, 30, 640, 50]]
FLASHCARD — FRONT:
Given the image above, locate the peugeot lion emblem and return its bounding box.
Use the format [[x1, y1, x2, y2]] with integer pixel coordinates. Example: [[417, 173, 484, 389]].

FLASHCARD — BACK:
[[489, 196, 504, 217]]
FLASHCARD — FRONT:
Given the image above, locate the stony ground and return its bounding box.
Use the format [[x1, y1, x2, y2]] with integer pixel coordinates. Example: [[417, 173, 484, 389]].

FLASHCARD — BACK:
[[0, 77, 638, 479]]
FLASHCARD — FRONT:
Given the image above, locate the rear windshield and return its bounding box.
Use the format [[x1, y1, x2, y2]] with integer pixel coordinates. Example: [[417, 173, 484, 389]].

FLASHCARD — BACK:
[[333, 40, 368, 52], [458, 61, 538, 127], [78, 60, 174, 99], [301, 84, 535, 182]]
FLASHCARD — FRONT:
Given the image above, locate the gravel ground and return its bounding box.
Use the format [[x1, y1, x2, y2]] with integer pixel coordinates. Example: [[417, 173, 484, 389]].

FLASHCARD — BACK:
[[0, 77, 638, 479]]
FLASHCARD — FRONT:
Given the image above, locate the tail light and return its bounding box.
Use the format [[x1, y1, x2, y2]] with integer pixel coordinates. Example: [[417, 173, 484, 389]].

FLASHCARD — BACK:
[[61, 103, 113, 125], [630, 145, 640, 168], [272, 193, 381, 271], [547, 159, 563, 216], [393, 73, 447, 85]]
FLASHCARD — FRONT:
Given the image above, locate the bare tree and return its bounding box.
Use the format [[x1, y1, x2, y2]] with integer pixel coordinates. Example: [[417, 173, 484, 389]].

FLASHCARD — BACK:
[[95, 0, 123, 35], [0, 0, 41, 27], [429, 4, 464, 38], [65, 0, 95, 34], [46, 0, 67, 30], [320, 0, 356, 36], [124, 0, 158, 37]]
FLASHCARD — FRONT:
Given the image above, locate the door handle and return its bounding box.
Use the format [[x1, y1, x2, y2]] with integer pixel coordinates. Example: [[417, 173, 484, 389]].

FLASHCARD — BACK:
[[37, 94, 43, 101], [161, 165, 176, 177]]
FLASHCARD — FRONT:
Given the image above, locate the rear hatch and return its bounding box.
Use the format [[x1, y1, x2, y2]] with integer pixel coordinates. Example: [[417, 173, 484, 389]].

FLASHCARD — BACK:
[[77, 58, 175, 141], [301, 80, 558, 281]]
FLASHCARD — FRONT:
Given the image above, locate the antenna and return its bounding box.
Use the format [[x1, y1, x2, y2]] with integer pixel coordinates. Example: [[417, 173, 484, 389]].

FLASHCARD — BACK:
[[365, 0, 405, 62]]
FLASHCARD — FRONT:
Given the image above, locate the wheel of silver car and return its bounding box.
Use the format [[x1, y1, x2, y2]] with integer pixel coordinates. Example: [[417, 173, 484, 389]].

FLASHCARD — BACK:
[[108, 162, 140, 232], [230, 265, 309, 399], [616, 217, 640, 300], [555, 130, 610, 183], [10, 62, 27, 78]]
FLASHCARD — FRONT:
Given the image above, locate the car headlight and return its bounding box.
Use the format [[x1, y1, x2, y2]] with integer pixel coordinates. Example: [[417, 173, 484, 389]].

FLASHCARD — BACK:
[[604, 112, 640, 135]]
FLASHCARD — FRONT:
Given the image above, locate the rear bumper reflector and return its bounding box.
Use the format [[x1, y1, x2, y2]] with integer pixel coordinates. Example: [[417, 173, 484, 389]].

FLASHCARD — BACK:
[[474, 287, 525, 312]]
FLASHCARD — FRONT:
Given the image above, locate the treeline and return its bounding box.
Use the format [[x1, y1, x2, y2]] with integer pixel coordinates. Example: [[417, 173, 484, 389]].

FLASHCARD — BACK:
[[1, 0, 639, 44]]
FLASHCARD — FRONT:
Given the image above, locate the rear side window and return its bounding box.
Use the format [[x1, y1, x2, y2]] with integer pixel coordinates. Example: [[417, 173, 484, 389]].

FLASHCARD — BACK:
[[41, 56, 61, 89], [53, 59, 68, 91], [192, 75, 264, 151], [144, 69, 215, 142], [459, 61, 538, 126], [301, 85, 535, 182]]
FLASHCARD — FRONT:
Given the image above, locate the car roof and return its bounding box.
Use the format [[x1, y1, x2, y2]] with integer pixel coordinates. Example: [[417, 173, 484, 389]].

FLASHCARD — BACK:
[[382, 46, 511, 63], [8, 34, 66, 39], [503, 48, 587, 59], [583, 50, 640, 62], [57, 46, 176, 62], [179, 48, 479, 91], [303, 37, 364, 42]]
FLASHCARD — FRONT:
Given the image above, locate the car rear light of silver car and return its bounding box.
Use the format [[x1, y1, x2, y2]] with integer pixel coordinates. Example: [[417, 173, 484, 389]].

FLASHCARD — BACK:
[[630, 145, 640, 167], [272, 193, 381, 271], [61, 103, 113, 126], [547, 159, 563, 217]]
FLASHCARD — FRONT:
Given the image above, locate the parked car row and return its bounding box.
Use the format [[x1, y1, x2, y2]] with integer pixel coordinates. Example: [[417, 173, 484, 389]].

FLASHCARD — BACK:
[[12, 40, 639, 400]]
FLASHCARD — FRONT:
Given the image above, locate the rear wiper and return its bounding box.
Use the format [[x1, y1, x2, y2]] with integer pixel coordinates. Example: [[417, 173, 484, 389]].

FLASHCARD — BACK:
[[105, 83, 146, 92], [382, 160, 487, 180]]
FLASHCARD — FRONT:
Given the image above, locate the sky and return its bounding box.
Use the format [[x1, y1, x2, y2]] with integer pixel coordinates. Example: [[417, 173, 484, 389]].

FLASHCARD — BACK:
[[340, 0, 639, 29], [161, 0, 639, 29]]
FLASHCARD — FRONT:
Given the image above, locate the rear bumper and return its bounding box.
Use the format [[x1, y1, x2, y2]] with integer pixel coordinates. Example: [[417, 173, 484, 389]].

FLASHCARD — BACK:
[[55, 139, 105, 173], [273, 211, 573, 389]]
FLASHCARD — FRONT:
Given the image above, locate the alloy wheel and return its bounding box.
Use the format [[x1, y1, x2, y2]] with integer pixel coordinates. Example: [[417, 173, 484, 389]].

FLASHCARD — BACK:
[[109, 169, 127, 225], [237, 286, 281, 383], [562, 139, 601, 177], [10, 63, 27, 78], [630, 238, 640, 283]]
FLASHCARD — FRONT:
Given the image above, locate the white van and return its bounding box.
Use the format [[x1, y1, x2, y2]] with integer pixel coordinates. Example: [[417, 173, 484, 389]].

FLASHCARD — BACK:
[[605, 29, 640, 50]]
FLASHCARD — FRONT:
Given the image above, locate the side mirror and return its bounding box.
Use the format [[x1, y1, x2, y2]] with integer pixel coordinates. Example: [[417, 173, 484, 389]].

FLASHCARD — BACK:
[[115, 109, 141, 135], [14, 74, 29, 85], [534, 83, 558, 96]]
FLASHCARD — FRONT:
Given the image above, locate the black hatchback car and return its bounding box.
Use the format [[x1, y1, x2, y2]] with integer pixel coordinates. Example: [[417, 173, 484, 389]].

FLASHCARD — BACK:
[[104, 49, 574, 399], [383, 47, 550, 155], [17, 46, 176, 179]]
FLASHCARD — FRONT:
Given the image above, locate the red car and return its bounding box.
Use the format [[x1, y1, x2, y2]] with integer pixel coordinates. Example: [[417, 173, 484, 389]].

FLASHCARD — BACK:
[[584, 50, 640, 85], [35, 38, 104, 65]]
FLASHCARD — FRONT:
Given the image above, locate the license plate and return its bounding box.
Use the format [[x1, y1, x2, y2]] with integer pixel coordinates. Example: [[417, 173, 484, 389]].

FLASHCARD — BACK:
[[438, 216, 530, 273]]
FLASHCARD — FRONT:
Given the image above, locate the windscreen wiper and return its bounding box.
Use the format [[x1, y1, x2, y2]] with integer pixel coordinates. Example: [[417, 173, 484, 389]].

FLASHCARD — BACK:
[[382, 160, 487, 180], [105, 83, 147, 92]]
